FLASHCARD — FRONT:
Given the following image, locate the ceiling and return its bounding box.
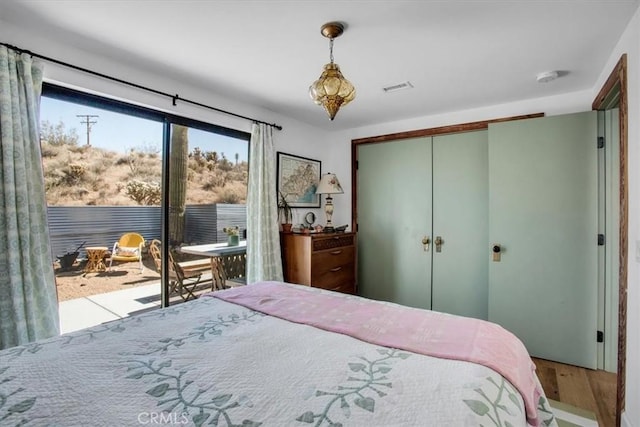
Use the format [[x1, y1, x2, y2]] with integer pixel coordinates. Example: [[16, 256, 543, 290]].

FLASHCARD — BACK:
[[1, 1, 638, 131]]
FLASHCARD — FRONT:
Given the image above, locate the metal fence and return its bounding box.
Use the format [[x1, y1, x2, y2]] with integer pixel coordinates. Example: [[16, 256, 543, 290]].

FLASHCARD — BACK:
[[48, 204, 246, 258]]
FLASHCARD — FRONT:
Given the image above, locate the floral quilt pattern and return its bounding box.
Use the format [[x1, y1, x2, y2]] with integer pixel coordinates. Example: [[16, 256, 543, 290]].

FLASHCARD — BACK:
[[0, 288, 557, 426]]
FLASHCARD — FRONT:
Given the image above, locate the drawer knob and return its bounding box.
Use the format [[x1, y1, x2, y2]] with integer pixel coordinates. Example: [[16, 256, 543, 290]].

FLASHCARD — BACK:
[[330, 250, 343, 255], [330, 266, 342, 272]]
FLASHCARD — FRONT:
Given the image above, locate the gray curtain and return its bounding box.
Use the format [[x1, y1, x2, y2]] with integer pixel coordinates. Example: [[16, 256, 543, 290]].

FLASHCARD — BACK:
[[0, 46, 59, 349], [246, 123, 283, 283]]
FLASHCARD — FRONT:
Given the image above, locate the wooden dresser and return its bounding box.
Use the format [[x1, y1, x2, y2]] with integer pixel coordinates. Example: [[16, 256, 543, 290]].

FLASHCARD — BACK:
[[281, 232, 356, 294]]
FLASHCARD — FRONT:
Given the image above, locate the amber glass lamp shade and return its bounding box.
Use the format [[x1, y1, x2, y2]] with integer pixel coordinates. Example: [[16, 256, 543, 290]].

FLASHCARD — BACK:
[[309, 63, 356, 120]]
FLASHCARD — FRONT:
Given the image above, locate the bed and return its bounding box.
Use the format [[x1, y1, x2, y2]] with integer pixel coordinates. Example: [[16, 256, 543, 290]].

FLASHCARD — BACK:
[[0, 281, 557, 426]]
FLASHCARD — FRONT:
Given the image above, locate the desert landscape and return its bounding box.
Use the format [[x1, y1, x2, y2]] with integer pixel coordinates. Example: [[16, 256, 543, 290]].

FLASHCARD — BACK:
[[42, 121, 247, 301]]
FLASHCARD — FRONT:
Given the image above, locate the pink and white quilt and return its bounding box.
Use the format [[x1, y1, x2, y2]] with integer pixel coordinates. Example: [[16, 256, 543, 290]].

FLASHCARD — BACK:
[[0, 281, 557, 426]]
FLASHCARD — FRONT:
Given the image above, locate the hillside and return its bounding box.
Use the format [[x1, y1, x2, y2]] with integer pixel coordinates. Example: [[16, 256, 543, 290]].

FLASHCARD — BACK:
[[41, 142, 248, 206]]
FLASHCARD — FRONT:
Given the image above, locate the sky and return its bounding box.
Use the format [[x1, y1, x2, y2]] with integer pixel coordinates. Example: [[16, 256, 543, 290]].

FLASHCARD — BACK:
[[40, 97, 249, 161]]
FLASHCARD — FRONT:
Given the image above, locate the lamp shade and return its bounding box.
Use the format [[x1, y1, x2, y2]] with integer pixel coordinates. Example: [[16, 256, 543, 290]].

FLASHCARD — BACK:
[[316, 173, 344, 194]]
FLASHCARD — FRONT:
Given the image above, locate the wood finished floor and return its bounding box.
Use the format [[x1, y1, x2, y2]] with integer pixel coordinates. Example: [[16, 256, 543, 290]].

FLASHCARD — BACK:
[[532, 358, 617, 427]]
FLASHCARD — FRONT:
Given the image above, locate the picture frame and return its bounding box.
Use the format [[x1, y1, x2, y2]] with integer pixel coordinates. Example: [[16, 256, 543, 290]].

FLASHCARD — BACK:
[[276, 152, 321, 208]]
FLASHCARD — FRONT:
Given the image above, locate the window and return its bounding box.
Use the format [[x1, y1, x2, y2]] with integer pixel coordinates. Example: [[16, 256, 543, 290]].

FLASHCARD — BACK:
[[41, 84, 249, 332]]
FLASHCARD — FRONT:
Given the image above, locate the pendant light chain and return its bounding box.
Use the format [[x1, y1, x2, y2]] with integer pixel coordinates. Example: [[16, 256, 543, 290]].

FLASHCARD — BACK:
[[329, 37, 334, 64]]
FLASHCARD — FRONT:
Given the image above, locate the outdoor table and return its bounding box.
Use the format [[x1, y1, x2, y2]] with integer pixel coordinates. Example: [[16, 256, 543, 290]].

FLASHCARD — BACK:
[[180, 241, 247, 258], [84, 246, 108, 273], [180, 241, 247, 289]]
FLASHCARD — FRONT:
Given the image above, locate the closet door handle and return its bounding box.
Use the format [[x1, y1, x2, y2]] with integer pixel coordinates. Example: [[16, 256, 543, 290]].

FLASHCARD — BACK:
[[435, 236, 444, 253], [421, 236, 430, 251]]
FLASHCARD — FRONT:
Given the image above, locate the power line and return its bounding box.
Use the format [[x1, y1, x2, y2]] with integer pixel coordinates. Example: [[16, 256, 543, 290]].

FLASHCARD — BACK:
[[77, 114, 99, 146]]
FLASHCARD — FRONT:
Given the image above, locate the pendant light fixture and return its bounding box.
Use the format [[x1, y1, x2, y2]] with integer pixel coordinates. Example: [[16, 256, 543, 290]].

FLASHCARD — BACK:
[[309, 22, 356, 120]]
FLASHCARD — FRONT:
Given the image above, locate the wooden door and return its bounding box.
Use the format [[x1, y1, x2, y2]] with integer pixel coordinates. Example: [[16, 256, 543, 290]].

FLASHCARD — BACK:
[[488, 112, 598, 369]]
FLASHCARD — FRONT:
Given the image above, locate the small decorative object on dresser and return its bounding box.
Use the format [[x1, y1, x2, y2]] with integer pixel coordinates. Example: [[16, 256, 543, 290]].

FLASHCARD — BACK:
[[278, 191, 294, 233], [281, 231, 356, 294]]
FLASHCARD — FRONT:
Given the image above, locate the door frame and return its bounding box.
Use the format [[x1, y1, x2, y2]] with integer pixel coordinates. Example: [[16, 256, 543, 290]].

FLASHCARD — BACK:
[[592, 54, 627, 427]]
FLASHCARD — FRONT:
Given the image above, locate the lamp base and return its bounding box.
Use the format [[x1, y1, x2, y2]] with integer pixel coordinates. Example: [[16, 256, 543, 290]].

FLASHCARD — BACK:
[[323, 226, 335, 233]]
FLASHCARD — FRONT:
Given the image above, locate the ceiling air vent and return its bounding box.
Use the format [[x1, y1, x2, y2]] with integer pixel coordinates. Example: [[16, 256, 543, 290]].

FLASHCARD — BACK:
[[382, 81, 414, 93]]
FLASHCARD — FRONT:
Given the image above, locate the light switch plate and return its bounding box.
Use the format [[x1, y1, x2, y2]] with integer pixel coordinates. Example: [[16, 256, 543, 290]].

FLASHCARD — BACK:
[[635, 240, 640, 262]]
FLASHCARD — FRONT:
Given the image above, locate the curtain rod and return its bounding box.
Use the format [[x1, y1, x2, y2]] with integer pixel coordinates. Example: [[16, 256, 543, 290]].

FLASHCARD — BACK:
[[1, 42, 283, 131]]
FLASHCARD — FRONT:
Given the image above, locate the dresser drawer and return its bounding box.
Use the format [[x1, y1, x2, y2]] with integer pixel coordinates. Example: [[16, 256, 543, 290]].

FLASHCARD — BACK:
[[311, 246, 354, 271], [312, 262, 354, 289], [319, 280, 356, 295], [281, 231, 357, 295], [312, 234, 355, 251]]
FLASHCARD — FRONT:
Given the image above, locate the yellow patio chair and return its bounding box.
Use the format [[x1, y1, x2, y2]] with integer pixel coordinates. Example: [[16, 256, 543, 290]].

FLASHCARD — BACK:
[[108, 232, 145, 273]]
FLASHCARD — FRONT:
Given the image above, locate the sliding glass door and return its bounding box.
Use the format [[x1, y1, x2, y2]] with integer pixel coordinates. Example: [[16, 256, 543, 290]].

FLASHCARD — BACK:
[[40, 84, 249, 332], [165, 123, 248, 303]]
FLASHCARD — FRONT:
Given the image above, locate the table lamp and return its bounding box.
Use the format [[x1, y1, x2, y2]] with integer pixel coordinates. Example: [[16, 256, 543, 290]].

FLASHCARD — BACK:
[[316, 172, 343, 232]]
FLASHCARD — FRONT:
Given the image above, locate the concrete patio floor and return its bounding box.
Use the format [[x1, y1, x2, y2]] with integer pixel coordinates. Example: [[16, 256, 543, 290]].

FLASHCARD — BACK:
[[57, 271, 236, 334], [58, 282, 163, 334]]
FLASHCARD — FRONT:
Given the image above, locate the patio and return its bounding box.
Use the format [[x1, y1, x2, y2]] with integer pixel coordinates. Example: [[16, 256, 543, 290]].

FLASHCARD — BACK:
[[58, 282, 162, 334], [57, 274, 222, 334], [55, 242, 247, 333]]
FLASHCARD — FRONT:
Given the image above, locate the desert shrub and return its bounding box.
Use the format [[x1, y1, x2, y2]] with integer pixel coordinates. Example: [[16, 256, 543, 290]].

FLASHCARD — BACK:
[[88, 159, 108, 176], [191, 147, 203, 160], [40, 120, 79, 147], [67, 144, 88, 154], [115, 150, 146, 176], [227, 170, 247, 184], [44, 175, 61, 191], [216, 188, 241, 204], [101, 150, 117, 160], [127, 155, 160, 181], [202, 170, 227, 191], [115, 155, 130, 166], [188, 157, 207, 174], [133, 141, 161, 156], [216, 181, 246, 204], [40, 143, 62, 158], [61, 163, 87, 186], [205, 151, 219, 164], [124, 180, 161, 205], [218, 158, 233, 172], [43, 159, 66, 188]]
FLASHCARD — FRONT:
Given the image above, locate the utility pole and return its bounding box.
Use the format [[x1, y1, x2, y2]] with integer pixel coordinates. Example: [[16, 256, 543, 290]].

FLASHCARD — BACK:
[[77, 114, 99, 146]]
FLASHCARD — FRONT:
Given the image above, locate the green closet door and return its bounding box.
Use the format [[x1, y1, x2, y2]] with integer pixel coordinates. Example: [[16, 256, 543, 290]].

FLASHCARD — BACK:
[[432, 131, 488, 319], [357, 137, 432, 309], [488, 112, 598, 369]]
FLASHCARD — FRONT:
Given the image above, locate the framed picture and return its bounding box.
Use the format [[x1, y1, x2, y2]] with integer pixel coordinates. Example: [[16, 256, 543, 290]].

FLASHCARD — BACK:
[[276, 152, 321, 208]]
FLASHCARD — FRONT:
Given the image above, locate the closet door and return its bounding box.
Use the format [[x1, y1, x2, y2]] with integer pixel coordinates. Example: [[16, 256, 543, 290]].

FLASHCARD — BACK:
[[357, 137, 432, 309], [432, 131, 488, 319], [488, 112, 598, 369]]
